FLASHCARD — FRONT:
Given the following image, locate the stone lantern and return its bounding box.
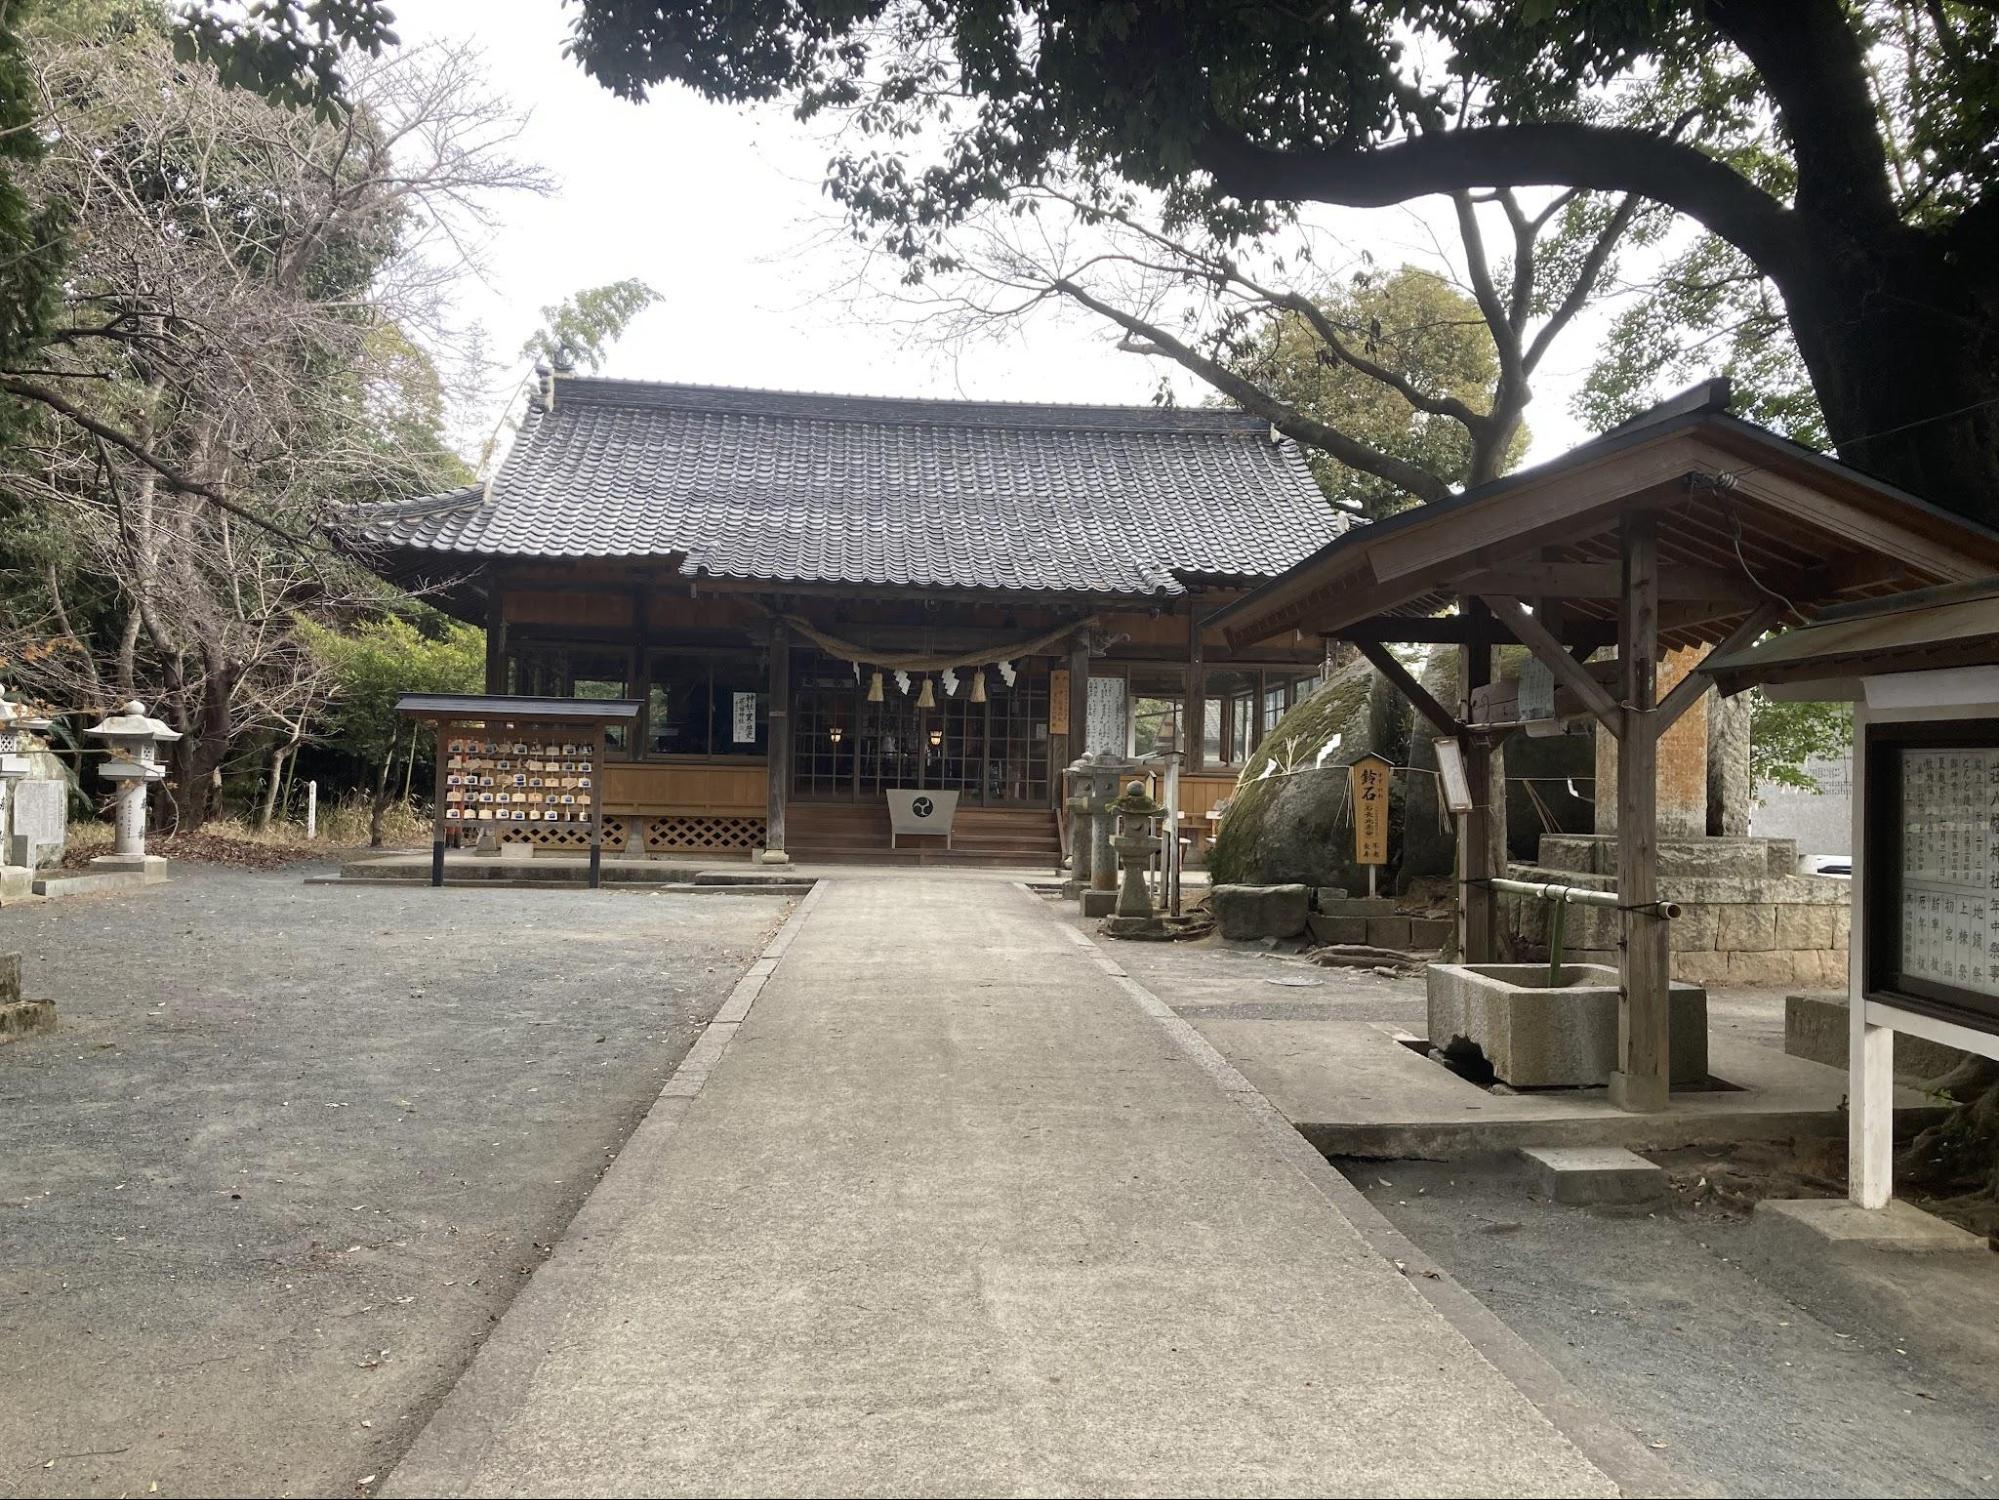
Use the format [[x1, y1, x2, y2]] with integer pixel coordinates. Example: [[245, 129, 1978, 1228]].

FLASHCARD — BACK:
[[0, 684, 52, 900], [85, 699, 180, 880], [1102, 779, 1165, 933]]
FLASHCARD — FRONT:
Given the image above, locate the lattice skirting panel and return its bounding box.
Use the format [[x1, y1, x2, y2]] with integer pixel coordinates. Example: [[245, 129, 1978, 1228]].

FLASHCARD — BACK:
[[644, 814, 767, 853], [499, 821, 610, 850], [493, 814, 766, 854]]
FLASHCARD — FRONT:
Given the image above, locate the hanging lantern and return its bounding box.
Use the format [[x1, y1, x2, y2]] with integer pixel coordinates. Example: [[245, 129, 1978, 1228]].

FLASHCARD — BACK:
[[867, 670, 885, 703], [928, 725, 944, 749], [828, 724, 844, 746], [916, 677, 936, 709], [969, 669, 987, 704]]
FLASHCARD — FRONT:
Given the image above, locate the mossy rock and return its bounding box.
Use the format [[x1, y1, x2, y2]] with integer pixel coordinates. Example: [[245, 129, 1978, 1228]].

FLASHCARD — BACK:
[[1207, 653, 1411, 889]]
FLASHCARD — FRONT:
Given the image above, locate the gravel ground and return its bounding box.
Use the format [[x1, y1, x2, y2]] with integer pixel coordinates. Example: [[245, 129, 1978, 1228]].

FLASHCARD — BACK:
[[0, 865, 789, 1498], [1344, 1157, 1999, 1498]]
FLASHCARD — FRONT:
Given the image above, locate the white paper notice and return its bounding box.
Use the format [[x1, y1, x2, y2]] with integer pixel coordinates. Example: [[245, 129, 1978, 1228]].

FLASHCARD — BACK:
[[1899, 747, 1999, 997], [732, 691, 758, 745]]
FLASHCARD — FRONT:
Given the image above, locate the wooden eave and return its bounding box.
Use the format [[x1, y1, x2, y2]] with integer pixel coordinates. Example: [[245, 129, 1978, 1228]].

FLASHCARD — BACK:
[[1210, 413, 1999, 654]]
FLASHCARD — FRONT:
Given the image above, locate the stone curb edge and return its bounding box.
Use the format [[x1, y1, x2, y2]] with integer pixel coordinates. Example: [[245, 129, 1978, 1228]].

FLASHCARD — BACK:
[[1028, 885, 1709, 1500], [381, 880, 829, 1497]]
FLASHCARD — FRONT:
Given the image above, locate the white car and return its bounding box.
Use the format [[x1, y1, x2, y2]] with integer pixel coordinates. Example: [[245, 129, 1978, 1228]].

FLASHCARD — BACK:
[[1802, 854, 1852, 879]]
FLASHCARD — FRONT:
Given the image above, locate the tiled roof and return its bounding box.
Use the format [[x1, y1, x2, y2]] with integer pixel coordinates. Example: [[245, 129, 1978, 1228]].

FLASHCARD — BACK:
[[355, 378, 1346, 598]]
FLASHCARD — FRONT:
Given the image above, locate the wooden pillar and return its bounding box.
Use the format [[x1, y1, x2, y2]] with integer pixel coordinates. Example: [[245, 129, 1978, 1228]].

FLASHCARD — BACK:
[[1187, 616, 1206, 772], [483, 582, 507, 694], [1458, 603, 1499, 961], [1068, 630, 1090, 753], [766, 623, 790, 856], [1611, 511, 1669, 1113]]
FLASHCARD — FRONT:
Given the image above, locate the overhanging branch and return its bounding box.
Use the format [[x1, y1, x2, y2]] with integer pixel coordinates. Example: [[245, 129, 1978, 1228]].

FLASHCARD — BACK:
[[1194, 123, 1804, 286]]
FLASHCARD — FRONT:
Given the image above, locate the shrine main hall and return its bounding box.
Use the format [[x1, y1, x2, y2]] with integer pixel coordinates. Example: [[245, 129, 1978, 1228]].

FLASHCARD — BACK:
[[357, 375, 1342, 863]]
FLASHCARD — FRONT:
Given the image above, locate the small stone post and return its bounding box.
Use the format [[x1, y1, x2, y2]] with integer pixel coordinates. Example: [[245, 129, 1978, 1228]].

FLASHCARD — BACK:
[[84, 700, 180, 883], [306, 780, 318, 841], [0, 684, 52, 903]]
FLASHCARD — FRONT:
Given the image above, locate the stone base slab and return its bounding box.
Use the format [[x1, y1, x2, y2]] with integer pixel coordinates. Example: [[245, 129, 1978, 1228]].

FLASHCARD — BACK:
[[1079, 889, 1118, 918], [0, 997, 55, 1042], [1784, 991, 1974, 1083], [1427, 961, 1708, 1088], [1521, 1145, 1665, 1205], [1750, 1197, 1986, 1255]]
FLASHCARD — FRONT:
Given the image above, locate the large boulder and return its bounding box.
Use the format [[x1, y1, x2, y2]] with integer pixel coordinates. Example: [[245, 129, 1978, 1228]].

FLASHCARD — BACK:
[[1206, 652, 1410, 890], [1207, 883, 1310, 940]]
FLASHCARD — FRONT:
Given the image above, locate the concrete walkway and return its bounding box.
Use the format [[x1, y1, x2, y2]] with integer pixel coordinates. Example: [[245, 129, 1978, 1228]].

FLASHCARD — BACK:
[[389, 877, 1620, 1498]]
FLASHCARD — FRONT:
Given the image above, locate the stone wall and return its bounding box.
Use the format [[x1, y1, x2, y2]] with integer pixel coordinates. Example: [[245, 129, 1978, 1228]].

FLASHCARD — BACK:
[[1500, 832, 1850, 987]]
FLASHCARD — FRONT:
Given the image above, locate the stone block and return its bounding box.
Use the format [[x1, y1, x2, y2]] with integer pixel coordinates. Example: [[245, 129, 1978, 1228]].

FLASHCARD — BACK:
[[1775, 903, 1838, 950], [1717, 904, 1779, 952], [1315, 896, 1396, 918], [0, 952, 17, 1003], [1208, 883, 1311, 940], [1534, 836, 1608, 875], [0, 997, 55, 1042], [1521, 1146, 1665, 1206], [0, 865, 32, 905], [1310, 887, 1351, 910], [1670, 950, 1734, 986], [1726, 949, 1805, 986], [1784, 992, 1972, 1082], [1426, 961, 1707, 1088], [1080, 889, 1118, 918], [1669, 904, 1720, 951], [1407, 917, 1454, 951], [1750, 1197, 1985, 1256], [1307, 913, 1369, 946], [1366, 916, 1412, 949]]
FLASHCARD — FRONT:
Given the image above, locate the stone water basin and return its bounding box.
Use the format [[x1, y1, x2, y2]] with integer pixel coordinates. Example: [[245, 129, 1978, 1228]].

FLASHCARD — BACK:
[[1425, 961, 1708, 1088]]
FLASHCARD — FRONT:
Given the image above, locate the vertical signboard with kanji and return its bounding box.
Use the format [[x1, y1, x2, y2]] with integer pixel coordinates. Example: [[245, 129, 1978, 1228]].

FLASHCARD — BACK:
[[1351, 753, 1392, 867]]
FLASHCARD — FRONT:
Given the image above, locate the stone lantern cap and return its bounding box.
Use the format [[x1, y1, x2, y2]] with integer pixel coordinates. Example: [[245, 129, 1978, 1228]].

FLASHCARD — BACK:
[[87, 699, 180, 780], [86, 699, 181, 744], [1106, 780, 1163, 817], [0, 682, 53, 733]]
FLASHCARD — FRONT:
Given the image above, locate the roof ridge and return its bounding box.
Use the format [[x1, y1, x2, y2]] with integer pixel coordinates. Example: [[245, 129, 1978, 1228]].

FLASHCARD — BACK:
[[541, 376, 1272, 435]]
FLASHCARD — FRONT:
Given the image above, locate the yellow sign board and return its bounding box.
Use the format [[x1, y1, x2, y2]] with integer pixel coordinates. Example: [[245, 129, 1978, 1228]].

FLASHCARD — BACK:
[[1050, 668, 1071, 727], [1350, 753, 1392, 866]]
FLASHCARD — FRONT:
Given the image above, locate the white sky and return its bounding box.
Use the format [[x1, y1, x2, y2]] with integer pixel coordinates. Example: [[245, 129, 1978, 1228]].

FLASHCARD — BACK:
[[398, 0, 1616, 466]]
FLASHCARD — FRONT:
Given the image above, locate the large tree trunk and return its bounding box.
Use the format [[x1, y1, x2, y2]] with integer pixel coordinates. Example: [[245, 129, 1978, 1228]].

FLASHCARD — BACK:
[[1782, 244, 1999, 517]]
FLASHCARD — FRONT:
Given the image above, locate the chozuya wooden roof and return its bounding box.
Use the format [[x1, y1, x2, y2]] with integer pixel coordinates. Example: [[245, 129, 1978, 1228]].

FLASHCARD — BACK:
[[1208, 381, 1999, 652]]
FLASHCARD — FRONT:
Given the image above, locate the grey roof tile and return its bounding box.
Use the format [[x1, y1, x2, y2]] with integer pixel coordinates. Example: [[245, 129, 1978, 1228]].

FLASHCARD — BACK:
[[356, 379, 1346, 597]]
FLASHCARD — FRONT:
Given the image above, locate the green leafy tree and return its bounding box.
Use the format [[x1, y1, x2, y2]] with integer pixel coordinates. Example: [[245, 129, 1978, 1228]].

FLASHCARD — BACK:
[[340, 0, 1999, 525], [521, 278, 660, 373], [1231, 266, 1530, 519], [1748, 695, 1853, 796], [297, 612, 484, 846]]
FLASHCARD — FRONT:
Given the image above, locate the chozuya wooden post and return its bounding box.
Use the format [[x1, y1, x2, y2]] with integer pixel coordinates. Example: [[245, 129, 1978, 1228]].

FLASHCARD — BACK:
[[1457, 602, 1500, 962], [1611, 509, 1670, 1112]]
